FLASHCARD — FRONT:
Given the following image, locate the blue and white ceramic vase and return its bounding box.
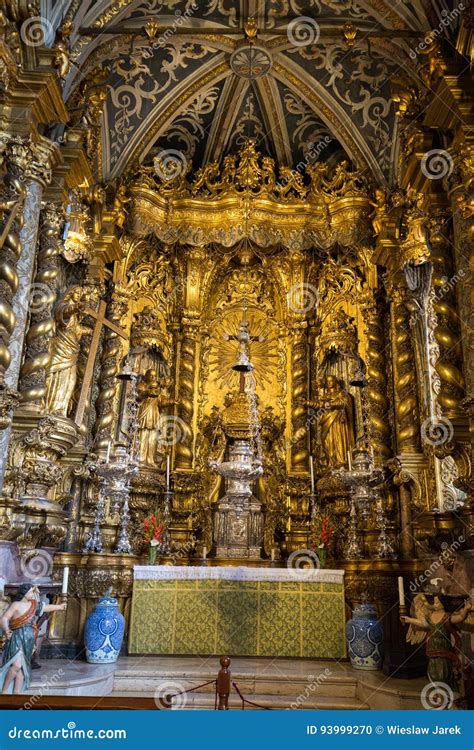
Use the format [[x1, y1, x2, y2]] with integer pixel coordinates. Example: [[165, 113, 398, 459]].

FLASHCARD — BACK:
[[346, 603, 384, 670], [85, 595, 125, 664]]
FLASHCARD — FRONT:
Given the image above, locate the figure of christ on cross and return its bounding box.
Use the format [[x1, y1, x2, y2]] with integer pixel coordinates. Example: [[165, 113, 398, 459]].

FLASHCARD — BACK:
[[73, 301, 128, 428], [224, 318, 263, 393]]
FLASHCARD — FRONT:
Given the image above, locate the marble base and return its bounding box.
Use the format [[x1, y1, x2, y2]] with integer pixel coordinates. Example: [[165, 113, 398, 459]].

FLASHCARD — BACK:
[[0, 541, 21, 582], [27, 661, 116, 699], [25, 656, 429, 710]]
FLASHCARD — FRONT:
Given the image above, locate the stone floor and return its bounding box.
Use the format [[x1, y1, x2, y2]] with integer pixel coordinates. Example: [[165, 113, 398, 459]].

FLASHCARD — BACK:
[[25, 656, 429, 710]]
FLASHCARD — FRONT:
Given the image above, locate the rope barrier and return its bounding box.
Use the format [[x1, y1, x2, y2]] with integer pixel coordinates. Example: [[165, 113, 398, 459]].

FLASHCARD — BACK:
[[160, 679, 217, 708], [232, 681, 272, 710]]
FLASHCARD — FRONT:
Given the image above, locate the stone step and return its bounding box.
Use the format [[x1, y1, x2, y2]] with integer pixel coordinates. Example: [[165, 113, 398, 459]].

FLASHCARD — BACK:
[[112, 669, 358, 699], [110, 690, 368, 711], [172, 693, 368, 710]]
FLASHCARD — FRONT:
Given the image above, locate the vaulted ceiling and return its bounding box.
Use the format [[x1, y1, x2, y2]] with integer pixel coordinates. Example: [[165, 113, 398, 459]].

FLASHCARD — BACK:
[[54, 0, 459, 184]]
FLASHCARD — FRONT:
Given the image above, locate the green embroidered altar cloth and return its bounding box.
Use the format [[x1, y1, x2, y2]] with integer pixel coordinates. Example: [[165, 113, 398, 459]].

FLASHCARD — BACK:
[[129, 566, 346, 658]]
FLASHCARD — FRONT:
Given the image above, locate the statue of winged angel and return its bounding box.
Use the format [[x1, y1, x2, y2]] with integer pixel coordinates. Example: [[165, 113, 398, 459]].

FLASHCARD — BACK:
[[401, 587, 472, 693]]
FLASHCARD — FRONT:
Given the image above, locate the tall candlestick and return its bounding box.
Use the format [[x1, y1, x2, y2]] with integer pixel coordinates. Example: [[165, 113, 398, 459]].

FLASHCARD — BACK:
[[271, 549, 276, 562], [105, 442, 111, 463], [202, 546, 207, 559], [347, 450, 352, 472], [166, 455, 170, 490], [62, 566, 69, 595], [398, 576, 405, 607], [309, 456, 315, 494]]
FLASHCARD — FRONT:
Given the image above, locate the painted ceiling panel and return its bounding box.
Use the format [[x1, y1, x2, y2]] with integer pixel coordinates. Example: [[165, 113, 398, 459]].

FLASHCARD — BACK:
[[64, 0, 436, 181]]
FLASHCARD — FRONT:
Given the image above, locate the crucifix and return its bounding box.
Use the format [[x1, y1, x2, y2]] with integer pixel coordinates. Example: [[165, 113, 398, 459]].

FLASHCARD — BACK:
[[74, 301, 128, 427], [226, 316, 263, 393]]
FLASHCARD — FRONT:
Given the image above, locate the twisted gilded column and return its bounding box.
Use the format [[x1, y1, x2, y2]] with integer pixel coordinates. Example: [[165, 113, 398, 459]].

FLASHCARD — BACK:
[[175, 316, 199, 470], [0, 137, 27, 391], [19, 203, 63, 406], [387, 281, 420, 452], [362, 295, 391, 460], [94, 287, 129, 454], [447, 148, 473, 402], [290, 320, 309, 473], [430, 211, 465, 417]]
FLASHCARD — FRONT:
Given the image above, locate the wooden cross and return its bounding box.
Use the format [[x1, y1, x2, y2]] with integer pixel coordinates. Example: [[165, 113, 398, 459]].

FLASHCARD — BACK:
[[74, 300, 128, 427]]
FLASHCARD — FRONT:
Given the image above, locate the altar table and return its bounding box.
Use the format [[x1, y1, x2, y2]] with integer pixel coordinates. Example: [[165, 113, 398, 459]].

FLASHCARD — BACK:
[[128, 566, 346, 658]]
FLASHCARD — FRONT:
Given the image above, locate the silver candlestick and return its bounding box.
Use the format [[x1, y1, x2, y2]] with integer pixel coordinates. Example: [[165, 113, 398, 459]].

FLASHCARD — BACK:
[[115, 495, 133, 554], [334, 447, 384, 519], [345, 497, 362, 560], [375, 497, 395, 559], [83, 484, 106, 553], [309, 493, 318, 524], [159, 489, 173, 555]]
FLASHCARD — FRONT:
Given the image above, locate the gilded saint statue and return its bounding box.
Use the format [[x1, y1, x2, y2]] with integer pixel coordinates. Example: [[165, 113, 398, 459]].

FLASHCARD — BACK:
[[137, 369, 175, 467], [137, 369, 161, 467], [45, 286, 95, 417], [306, 375, 355, 468]]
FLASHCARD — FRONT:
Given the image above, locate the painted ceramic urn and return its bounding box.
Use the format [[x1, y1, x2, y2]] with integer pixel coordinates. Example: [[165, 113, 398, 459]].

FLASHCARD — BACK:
[[84, 595, 125, 664], [345, 603, 384, 670]]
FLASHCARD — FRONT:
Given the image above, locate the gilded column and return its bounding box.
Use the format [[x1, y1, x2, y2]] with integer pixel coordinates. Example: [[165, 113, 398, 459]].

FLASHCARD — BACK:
[[93, 286, 129, 454], [18, 203, 63, 406], [361, 294, 391, 460], [447, 144, 473, 402], [387, 280, 420, 452], [430, 210, 465, 417], [0, 137, 28, 393], [0, 138, 56, 488], [175, 316, 199, 470], [290, 320, 309, 473]]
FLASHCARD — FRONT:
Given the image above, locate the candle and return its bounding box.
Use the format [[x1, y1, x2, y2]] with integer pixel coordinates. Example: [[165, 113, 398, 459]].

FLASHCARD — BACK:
[[309, 456, 315, 494], [398, 576, 405, 607], [271, 549, 276, 562], [62, 566, 69, 595], [202, 546, 207, 559], [105, 442, 111, 463], [166, 455, 170, 490], [347, 450, 352, 472]]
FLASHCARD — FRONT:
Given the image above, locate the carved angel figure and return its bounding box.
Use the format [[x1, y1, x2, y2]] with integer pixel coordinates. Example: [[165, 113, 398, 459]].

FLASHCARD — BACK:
[[401, 591, 472, 693], [370, 187, 387, 236]]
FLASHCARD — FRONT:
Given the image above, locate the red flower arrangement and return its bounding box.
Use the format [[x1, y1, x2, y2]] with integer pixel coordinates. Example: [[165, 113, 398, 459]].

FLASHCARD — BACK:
[[143, 513, 165, 547], [319, 516, 334, 547], [309, 514, 335, 568]]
